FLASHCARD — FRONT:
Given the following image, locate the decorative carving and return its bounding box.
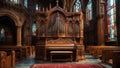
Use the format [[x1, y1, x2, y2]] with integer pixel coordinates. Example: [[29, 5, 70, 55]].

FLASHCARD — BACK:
[[47, 38, 74, 44]]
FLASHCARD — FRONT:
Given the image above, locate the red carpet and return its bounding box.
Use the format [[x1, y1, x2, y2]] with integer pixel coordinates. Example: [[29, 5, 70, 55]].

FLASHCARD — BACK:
[[30, 64, 105, 68]]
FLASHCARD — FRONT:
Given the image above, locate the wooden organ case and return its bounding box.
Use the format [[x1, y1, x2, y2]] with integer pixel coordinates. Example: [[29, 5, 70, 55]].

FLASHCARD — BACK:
[[35, 6, 85, 61]]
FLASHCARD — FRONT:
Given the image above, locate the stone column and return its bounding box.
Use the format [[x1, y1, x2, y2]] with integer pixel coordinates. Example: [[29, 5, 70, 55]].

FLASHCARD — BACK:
[[63, 0, 66, 10], [76, 11, 85, 61], [98, 15, 105, 45], [17, 26, 22, 46], [80, 16, 85, 60], [80, 12, 84, 45]]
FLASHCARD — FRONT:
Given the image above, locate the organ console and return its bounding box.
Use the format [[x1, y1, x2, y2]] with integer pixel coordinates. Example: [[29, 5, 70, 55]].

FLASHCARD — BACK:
[[44, 38, 76, 61]]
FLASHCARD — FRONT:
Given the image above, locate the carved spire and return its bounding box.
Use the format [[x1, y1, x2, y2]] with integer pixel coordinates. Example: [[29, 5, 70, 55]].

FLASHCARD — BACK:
[[56, 0, 59, 6]]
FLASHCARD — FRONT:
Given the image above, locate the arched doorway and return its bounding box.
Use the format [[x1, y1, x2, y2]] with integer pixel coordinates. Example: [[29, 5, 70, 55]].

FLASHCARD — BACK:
[[0, 16, 17, 45]]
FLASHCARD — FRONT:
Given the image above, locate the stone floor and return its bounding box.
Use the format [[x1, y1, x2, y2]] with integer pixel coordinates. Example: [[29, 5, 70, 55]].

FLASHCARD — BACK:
[[16, 53, 112, 68]]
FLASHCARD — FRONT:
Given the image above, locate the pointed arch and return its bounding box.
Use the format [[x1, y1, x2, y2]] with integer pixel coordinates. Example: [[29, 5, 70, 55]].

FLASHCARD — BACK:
[[0, 28, 5, 41], [32, 22, 37, 36], [0, 10, 23, 26], [24, 0, 28, 8], [36, 3, 39, 10]]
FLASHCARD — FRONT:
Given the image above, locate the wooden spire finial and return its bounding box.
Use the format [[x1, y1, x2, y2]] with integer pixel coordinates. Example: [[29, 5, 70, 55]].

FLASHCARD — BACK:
[[56, 0, 59, 6]]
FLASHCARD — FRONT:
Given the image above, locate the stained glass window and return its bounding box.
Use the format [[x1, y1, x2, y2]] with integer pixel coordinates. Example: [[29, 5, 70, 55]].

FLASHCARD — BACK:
[[0, 28, 5, 41], [74, 0, 81, 12], [32, 23, 37, 36], [107, 0, 117, 41], [24, 0, 28, 8], [86, 0, 92, 20]]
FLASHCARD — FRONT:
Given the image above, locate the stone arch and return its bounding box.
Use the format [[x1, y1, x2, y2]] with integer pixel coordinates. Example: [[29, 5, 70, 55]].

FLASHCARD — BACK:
[[0, 16, 17, 45], [0, 9, 25, 46], [0, 9, 23, 27]]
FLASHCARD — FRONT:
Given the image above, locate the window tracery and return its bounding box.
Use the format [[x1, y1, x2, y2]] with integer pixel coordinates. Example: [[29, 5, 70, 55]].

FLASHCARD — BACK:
[[74, 0, 81, 12]]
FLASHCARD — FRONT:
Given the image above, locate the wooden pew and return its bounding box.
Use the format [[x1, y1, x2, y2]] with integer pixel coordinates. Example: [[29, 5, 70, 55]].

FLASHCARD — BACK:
[[112, 51, 120, 68], [86, 46, 120, 58], [0, 46, 23, 62], [102, 48, 120, 64], [0, 51, 15, 68], [0, 46, 33, 62]]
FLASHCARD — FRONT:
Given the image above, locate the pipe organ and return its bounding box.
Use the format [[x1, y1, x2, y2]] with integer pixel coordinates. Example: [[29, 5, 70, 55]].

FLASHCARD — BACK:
[[36, 11, 82, 38], [35, 5, 85, 61]]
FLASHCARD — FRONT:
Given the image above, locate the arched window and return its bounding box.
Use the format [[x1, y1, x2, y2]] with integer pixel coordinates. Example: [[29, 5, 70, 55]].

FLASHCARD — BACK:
[[74, 0, 81, 12], [0, 28, 5, 41], [32, 22, 37, 36], [86, 0, 92, 20], [36, 4, 39, 10], [24, 0, 28, 8], [107, 0, 117, 41]]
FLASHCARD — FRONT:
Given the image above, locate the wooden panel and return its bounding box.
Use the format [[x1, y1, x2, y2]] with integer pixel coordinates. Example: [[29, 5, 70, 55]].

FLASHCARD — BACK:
[[35, 45, 45, 60]]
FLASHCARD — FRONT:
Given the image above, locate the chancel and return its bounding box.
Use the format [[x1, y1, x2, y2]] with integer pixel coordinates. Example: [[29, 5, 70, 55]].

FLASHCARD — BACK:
[[0, 0, 120, 68]]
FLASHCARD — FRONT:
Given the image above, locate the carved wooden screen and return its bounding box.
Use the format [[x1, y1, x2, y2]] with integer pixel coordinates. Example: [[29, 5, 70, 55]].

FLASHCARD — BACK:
[[48, 12, 65, 37]]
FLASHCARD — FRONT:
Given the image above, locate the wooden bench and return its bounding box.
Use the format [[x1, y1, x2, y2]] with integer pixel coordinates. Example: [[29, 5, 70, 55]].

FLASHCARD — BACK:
[[0, 46, 34, 62], [112, 51, 120, 68], [102, 48, 120, 64], [0, 51, 15, 68], [86, 46, 120, 58], [50, 51, 73, 62]]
